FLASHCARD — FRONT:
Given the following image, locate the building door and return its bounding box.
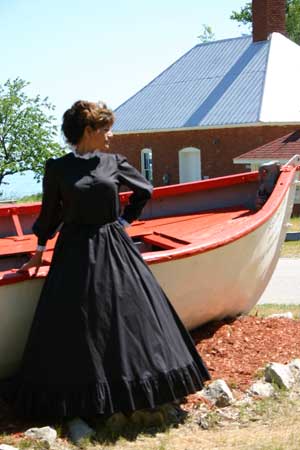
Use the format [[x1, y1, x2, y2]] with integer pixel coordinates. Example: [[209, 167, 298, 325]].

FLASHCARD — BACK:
[[179, 148, 201, 183]]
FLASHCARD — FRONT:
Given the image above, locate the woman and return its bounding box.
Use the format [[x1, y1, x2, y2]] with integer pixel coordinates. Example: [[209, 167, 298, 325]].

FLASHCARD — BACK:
[[12, 100, 210, 419]]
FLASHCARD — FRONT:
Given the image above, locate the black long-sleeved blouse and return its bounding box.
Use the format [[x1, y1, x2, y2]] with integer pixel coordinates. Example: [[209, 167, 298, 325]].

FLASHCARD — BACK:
[[33, 152, 153, 246]]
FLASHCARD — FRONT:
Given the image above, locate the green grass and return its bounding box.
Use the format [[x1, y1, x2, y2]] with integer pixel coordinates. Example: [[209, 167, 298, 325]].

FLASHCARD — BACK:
[[250, 304, 300, 317], [289, 216, 300, 231], [280, 216, 300, 257], [0, 193, 42, 203], [280, 240, 300, 257], [16, 193, 42, 203]]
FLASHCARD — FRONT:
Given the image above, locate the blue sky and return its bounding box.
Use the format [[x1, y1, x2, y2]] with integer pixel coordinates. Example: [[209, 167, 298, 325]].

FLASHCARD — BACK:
[[0, 0, 249, 125]]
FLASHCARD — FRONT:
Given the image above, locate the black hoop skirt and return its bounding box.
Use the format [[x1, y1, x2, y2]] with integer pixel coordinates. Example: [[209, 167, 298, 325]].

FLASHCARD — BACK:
[[5, 152, 210, 417]]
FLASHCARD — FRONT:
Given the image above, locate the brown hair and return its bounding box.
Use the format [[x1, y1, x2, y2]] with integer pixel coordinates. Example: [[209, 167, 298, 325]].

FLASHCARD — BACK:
[[61, 100, 114, 145]]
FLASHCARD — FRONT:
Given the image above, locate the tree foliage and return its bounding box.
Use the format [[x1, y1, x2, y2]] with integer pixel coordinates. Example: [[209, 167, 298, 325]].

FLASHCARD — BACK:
[[286, 0, 300, 43], [230, 2, 252, 27], [230, 0, 300, 44], [0, 78, 64, 189], [197, 24, 215, 43]]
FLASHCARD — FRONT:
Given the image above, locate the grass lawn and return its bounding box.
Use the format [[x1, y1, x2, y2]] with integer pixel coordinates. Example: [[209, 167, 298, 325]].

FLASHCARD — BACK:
[[281, 241, 300, 257], [289, 216, 300, 231], [250, 303, 300, 317], [16, 193, 42, 202], [279, 216, 300, 257]]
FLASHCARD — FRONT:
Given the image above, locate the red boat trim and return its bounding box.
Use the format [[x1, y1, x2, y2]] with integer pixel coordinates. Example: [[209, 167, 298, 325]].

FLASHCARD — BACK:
[[0, 269, 48, 286], [0, 203, 41, 217], [0, 172, 258, 216], [142, 167, 297, 264], [0, 167, 297, 286], [119, 171, 258, 203]]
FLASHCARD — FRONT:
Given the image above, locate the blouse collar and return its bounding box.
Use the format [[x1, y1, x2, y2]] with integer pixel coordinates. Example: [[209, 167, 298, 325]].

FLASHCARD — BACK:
[[71, 147, 102, 160]]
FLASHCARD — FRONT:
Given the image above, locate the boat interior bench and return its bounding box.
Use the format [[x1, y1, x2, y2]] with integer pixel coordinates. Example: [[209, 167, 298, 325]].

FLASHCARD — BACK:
[[0, 206, 253, 264], [0, 235, 56, 258], [128, 206, 253, 250]]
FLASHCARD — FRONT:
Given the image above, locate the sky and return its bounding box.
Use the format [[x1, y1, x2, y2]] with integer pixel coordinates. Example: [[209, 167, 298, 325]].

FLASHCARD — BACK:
[[0, 0, 250, 198], [0, 0, 249, 125]]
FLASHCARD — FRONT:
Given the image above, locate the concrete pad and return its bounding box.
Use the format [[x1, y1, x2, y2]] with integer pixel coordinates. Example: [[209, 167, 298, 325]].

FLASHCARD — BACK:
[[259, 258, 300, 304]]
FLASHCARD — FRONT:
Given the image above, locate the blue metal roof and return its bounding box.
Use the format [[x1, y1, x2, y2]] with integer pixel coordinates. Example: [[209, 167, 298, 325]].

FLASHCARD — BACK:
[[113, 36, 270, 132]]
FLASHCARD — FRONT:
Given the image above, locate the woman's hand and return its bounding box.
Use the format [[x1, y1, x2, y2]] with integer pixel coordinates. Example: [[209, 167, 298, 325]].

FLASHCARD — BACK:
[[18, 251, 43, 276]]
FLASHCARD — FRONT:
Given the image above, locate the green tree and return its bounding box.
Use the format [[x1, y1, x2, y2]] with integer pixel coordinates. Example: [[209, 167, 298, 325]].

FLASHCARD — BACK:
[[286, 0, 300, 43], [230, 0, 300, 44], [230, 2, 252, 27], [0, 78, 64, 190], [197, 24, 215, 43]]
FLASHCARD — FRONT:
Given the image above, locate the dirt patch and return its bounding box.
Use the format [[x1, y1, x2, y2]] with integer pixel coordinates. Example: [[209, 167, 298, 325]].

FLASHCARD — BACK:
[[191, 316, 300, 395]]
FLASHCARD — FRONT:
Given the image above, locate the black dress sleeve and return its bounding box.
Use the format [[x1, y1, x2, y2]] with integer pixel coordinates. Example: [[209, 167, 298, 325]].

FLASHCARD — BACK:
[[32, 158, 63, 246], [116, 154, 153, 223]]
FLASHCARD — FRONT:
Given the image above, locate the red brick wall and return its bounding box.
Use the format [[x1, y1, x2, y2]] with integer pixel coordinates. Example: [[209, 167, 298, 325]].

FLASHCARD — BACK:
[[110, 125, 297, 187], [252, 0, 286, 42]]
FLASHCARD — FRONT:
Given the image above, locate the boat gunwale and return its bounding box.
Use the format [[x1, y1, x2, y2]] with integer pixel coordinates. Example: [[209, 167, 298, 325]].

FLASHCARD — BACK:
[[142, 165, 298, 264], [0, 165, 298, 286]]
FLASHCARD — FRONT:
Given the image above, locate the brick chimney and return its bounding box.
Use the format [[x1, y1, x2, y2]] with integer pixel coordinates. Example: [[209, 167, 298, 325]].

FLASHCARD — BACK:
[[252, 0, 286, 42]]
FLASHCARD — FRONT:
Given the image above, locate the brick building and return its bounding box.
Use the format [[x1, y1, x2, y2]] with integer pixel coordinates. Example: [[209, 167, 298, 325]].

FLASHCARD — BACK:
[[234, 129, 300, 214], [111, 0, 300, 187]]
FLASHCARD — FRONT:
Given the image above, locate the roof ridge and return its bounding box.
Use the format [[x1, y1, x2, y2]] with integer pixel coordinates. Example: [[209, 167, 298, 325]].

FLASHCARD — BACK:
[[194, 35, 253, 48]]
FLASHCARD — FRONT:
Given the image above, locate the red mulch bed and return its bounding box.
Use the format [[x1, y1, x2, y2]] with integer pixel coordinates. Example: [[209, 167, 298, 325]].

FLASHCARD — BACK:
[[192, 316, 300, 391]]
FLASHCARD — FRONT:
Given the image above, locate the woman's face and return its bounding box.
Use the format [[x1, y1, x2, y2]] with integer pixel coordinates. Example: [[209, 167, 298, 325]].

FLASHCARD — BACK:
[[87, 124, 113, 151]]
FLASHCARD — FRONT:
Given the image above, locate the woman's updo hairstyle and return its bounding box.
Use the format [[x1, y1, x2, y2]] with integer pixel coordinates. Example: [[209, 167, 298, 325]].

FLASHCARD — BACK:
[[61, 100, 115, 146]]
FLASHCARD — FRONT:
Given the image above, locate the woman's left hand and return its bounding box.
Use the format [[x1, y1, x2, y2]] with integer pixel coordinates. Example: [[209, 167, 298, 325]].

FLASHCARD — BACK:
[[18, 251, 43, 276]]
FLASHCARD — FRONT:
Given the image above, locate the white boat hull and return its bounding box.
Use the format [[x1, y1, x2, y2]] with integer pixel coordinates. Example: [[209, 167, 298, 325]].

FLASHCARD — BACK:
[[0, 159, 298, 379], [151, 186, 293, 329], [0, 278, 43, 377]]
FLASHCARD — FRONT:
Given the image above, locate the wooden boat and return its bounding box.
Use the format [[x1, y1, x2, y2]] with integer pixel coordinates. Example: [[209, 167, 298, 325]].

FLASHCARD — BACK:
[[0, 155, 299, 379]]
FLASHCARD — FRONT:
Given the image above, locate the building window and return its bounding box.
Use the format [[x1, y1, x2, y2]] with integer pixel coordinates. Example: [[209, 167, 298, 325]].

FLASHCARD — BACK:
[[141, 148, 153, 183]]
